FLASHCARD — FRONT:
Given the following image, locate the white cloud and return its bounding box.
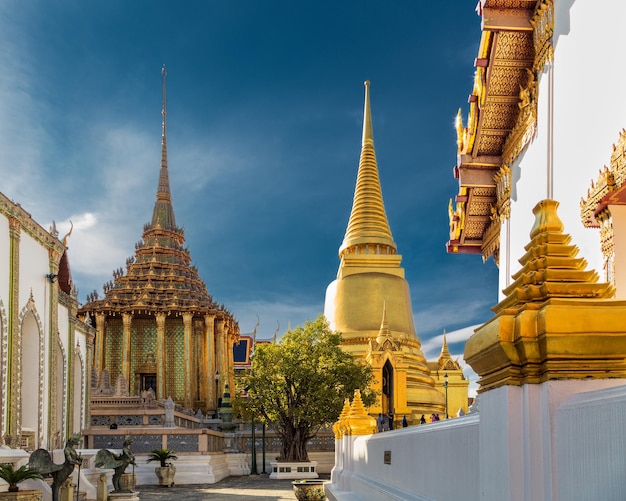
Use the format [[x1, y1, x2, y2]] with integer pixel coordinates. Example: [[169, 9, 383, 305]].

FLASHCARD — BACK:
[[414, 298, 491, 339], [421, 324, 481, 398]]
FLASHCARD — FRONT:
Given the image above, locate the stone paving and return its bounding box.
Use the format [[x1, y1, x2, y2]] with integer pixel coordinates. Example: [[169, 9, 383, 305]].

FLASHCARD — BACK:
[[136, 474, 330, 501]]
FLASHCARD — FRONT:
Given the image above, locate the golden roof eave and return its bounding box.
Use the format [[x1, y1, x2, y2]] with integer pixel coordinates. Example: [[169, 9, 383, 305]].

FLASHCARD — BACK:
[[448, 0, 546, 260]]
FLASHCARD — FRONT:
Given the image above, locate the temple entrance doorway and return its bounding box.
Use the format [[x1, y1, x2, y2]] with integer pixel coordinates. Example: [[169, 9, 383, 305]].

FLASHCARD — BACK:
[[382, 360, 394, 415], [141, 374, 157, 396]]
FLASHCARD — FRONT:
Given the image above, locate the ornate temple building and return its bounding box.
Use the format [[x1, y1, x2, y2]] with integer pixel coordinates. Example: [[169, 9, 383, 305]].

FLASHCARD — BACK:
[[324, 82, 448, 423], [80, 67, 239, 414], [0, 194, 93, 450]]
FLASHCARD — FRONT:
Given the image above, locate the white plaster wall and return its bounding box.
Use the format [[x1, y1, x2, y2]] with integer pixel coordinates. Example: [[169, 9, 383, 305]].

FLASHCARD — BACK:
[[328, 416, 479, 501], [501, 0, 626, 296], [551, 0, 626, 283], [556, 384, 626, 501], [19, 231, 49, 313], [57, 303, 70, 350], [479, 379, 626, 501]]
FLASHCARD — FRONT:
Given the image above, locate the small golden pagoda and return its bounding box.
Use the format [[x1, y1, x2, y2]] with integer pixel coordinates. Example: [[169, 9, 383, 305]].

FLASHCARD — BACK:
[[80, 66, 239, 413], [324, 82, 445, 422], [427, 332, 470, 418]]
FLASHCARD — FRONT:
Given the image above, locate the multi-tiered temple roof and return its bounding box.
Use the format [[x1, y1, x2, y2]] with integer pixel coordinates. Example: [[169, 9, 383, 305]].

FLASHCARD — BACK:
[[83, 66, 234, 322]]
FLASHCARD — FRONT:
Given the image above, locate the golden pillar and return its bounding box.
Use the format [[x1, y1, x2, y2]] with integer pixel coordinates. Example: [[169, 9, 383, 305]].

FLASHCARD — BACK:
[[94, 313, 106, 375], [121, 313, 132, 391], [204, 313, 216, 408], [156, 313, 166, 399], [215, 315, 225, 403], [225, 323, 235, 395], [84, 326, 95, 434], [47, 246, 62, 448], [7, 217, 20, 439], [182, 312, 193, 408]]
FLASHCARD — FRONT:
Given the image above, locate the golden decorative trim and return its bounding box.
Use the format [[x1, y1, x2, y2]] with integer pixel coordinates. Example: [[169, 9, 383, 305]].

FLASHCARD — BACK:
[[0, 300, 7, 440], [502, 68, 537, 165], [73, 343, 85, 434], [580, 128, 626, 283], [17, 298, 46, 447], [0, 193, 64, 254], [530, 0, 554, 73]]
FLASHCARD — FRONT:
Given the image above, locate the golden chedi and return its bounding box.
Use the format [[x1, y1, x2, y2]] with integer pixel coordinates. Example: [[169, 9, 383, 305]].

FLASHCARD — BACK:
[[324, 82, 445, 422]]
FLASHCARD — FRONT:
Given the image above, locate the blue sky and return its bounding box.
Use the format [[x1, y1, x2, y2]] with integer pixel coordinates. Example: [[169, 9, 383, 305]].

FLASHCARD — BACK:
[[0, 1, 498, 388]]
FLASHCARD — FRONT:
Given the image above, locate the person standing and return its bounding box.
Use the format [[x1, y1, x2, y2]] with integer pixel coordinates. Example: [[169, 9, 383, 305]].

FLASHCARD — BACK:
[[402, 415, 408, 427], [377, 413, 384, 432], [388, 412, 394, 430]]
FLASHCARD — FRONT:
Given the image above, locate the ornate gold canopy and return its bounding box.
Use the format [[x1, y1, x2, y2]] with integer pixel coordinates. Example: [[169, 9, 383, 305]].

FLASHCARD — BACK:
[[448, 0, 553, 263]]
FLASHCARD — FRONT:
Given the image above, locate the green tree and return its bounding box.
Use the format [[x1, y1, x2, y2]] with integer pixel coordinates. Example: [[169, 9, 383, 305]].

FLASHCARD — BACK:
[[238, 315, 376, 462]]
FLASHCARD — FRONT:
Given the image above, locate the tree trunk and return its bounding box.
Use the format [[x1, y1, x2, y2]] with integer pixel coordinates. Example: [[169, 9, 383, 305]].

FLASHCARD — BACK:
[[279, 426, 310, 462]]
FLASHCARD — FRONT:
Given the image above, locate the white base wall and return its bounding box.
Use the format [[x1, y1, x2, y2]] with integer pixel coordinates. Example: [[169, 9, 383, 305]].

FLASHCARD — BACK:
[[328, 380, 626, 501], [327, 415, 479, 501]]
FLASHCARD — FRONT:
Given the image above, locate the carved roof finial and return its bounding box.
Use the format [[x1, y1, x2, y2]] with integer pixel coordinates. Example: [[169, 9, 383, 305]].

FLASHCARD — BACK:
[[151, 64, 177, 230]]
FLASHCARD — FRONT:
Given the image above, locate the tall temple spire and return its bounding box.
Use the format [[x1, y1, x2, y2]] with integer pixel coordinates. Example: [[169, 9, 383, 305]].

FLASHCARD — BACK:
[[151, 64, 177, 230], [324, 81, 446, 419], [339, 81, 396, 258]]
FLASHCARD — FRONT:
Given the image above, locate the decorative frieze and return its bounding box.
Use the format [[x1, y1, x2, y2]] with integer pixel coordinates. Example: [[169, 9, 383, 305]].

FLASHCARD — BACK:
[[531, 0, 554, 73]]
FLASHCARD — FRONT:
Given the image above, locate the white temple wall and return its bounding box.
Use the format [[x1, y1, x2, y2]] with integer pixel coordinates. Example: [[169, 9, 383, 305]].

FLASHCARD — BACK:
[[0, 192, 92, 449], [551, 0, 626, 284], [18, 231, 49, 309], [500, 0, 626, 297], [329, 381, 626, 501], [556, 384, 626, 501], [328, 416, 479, 501]]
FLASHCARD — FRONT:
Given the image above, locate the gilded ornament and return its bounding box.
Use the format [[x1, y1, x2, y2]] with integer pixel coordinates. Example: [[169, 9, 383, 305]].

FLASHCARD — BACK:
[[580, 129, 626, 283]]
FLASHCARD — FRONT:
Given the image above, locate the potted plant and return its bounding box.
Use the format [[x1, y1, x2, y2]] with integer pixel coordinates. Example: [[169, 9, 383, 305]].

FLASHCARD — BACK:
[[292, 479, 327, 501], [0, 463, 43, 493], [146, 449, 177, 487]]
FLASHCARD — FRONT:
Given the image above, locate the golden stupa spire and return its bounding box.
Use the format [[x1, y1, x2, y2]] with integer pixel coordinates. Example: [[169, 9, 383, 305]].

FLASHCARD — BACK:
[[441, 331, 450, 358], [339, 81, 396, 258], [438, 330, 453, 367], [151, 64, 177, 230], [375, 301, 392, 345]]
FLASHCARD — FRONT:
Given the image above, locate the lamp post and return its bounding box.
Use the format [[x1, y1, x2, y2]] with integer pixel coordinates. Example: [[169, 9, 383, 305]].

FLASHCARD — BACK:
[[215, 370, 220, 416], [444, 372, 449, 419], [261, 423, 267, 474], [250, 417, 258, 474]]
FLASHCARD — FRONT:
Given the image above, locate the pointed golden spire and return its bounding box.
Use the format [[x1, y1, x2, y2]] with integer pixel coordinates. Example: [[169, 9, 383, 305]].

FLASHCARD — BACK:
[[346, 389, 377, 436], [376, 301, 391, 345], [339, 81, 396, 258], [441, 331, 450, 357], [151, 64, 177, 230], [438, 330, 452, 367]]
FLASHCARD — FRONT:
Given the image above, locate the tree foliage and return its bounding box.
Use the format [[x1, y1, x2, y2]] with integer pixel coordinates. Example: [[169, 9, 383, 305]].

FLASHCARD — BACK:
[[237, 315, 376, 462]]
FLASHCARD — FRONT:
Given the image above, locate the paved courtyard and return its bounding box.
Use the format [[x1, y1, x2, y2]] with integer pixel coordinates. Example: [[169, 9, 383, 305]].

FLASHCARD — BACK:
[[136, 474, 328, 501]]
